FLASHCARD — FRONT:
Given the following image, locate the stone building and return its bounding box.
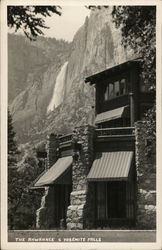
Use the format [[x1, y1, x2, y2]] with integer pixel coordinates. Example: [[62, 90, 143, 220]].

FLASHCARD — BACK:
[[34, 59, 156, 230]]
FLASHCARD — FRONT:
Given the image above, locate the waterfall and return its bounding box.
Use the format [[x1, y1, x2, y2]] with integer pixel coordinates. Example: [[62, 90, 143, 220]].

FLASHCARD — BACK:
[[47, 61, 68, 113]]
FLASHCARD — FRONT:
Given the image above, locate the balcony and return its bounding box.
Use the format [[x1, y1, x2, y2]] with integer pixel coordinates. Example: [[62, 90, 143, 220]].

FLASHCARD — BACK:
[[96, 127, 135, 138]]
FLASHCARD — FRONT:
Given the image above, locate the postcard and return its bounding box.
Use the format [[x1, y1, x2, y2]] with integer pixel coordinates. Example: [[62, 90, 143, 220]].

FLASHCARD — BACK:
[[1, 0, 162, 249]]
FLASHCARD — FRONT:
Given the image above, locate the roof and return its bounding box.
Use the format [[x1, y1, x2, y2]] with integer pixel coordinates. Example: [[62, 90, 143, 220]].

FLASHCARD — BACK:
[[95, 106, 129, 124], [85, 59, 141, 85], [87, 151, 134, 181], [35, 156, 73, 187]]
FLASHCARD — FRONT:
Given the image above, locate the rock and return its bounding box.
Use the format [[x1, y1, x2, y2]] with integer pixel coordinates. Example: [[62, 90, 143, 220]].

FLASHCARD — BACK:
[[68, 205, 78, 211], [145, 179, 151, 184], [139, 189, 147, 194], [77, 209, 83, 217], [145, 192, 156, 203], [72, 199, 81, 205], [144, 205, 156, 212], [67, 223, 76, 230], [78, 204, 84, 210], [71, 190, 87, 196], [67, 209, 72, 217], [76, 223, 83, 229], [9, 8, 134, 143], [76, 185, 82, 191]]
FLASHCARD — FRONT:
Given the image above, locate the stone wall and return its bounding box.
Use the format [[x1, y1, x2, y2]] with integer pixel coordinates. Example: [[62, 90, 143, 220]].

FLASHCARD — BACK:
[[36, 187, 55, 229], [36, 122, 156, 230], [36, 133, 59, 229], [135, 121, 156, 229], [36, 126, 96, 229], [66, 125, 95, 229], [46, 133, 59, 169]]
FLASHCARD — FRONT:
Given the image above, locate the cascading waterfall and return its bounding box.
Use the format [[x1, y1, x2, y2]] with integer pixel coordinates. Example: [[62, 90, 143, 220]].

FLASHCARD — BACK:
[[47, 61, 68, 113]]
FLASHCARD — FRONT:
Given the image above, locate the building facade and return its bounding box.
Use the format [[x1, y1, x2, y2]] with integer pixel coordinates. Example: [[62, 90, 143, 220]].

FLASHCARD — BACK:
[[34, 59, 156, 230]]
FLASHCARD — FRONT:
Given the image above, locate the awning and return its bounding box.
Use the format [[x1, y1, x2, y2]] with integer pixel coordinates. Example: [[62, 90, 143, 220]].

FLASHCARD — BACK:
[[35, 156, 73, 187], [87, 151, 133, 181], [95, 106, 129, 124]]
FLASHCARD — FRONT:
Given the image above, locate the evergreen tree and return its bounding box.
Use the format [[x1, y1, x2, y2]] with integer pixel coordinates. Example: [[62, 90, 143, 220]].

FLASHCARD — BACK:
[[8, 109, 20, 229], [8, 110, 18, 166], [111, 6, 156, 152], [111, 6, 156, 91], [8, 110, 45, 229], [8, 6, 61, 40]]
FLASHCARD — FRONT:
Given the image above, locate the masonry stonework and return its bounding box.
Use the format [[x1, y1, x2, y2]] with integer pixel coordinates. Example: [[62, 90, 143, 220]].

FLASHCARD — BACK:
[[36, 121, 156, 230], [46, 133, 59, 169], [36, 134, 59, 229], [66, 125, 95, 229], [135, 121, 156, 229], [36, 187, 55, 229]]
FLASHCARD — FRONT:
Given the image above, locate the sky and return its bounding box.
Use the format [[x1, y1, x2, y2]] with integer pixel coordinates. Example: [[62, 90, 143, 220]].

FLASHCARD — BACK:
[[8, 6, 91, 42], [39, 6, 91, 41]]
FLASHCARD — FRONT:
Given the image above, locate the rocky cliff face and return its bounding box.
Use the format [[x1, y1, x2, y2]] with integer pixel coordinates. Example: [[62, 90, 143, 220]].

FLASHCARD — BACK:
[[9, 8, 134, 143], [9, 34, 71, 142]]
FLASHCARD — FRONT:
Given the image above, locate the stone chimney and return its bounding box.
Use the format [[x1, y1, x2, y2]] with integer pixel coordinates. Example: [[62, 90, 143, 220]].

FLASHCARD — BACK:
[[66, 125, 95, 229]]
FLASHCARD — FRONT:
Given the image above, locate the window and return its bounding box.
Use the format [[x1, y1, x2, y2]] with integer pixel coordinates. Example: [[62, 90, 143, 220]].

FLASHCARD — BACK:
[[120, 78, 127, 95], [97, 182, 106, 219], [96, 181, 135, 227], [114, 81, 120, 97], [107, 182, 126, 218], [104, 78, 128, 101], [96, 182, 126, 221], [104, 86, 109, 101], [54, 184, 72, 227], [109, 83, 114, 99]]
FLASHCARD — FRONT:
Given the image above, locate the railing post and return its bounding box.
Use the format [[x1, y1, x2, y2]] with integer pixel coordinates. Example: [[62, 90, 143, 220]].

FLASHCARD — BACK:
[[129, 92, 135, 126]]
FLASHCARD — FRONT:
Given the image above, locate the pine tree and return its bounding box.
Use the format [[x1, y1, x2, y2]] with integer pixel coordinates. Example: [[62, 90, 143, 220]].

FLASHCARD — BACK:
[[8, 110, 18, 167], [8, 6, 61, 40], [8, 109, 20, 229], [8, 110, 45, 229], [111, 6, 156, 150]]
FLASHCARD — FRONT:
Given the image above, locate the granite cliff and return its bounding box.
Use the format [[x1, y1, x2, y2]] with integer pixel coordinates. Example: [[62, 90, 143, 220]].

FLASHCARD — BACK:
[[9, 8, 134, 143]]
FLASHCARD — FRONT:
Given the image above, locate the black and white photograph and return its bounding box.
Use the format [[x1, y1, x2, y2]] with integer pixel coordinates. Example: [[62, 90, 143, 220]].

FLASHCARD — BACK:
[[1, 0, 162, 249]]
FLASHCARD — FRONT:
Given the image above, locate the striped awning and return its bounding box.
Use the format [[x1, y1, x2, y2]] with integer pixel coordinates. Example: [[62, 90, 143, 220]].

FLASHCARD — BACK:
[[95, 106, 129, 124], [87, 151, 133, 181], [35, 156, 73, 187]]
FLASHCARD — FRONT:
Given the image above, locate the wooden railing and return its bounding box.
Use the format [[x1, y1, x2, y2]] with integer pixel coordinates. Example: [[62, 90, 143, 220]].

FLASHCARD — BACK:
[[58, 128, 135, 144], [96, 127, 135, 137], [59, 133, 72, 145]]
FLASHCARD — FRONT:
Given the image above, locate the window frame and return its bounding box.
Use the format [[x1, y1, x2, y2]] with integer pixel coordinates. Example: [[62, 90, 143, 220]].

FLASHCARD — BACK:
[[103, 72, 130, 102], [95, 178, 136, 227]]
